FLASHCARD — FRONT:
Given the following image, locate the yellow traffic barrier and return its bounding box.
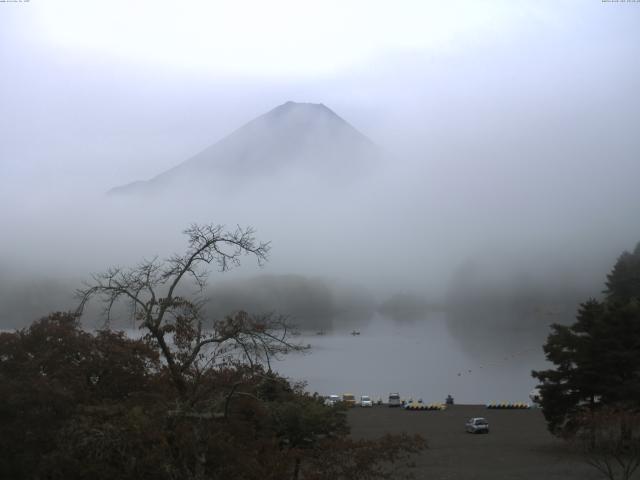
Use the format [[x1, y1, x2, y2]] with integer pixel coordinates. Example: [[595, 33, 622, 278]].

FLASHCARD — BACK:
[[486, 402, 531, 409], [405, 402, 446, 411]]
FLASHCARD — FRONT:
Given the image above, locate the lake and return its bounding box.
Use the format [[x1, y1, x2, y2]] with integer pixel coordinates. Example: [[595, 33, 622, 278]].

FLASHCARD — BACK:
[[274, 312, 550, 404]]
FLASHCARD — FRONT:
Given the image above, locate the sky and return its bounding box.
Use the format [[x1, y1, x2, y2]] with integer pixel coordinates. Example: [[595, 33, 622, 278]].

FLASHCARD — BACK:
[[1, 0, 640, 327], [4, 1, 562, 76], [3, 0, 636, 185]]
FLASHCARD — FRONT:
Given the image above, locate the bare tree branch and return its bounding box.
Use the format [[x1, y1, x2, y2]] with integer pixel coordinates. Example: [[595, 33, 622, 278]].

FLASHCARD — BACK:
[[571, 407, 640, 480], [74, 223, 299, 401]]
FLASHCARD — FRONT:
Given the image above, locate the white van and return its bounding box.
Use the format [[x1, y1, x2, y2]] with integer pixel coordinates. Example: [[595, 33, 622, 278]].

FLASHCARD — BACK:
[[388, 392, 401, 407], [325, 395, 341, 406]]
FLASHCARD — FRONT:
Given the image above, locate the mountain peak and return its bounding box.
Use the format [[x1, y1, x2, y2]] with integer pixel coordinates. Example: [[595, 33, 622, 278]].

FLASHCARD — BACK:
[[272, 101, 331, 112], [109, 102, 379, 195], [281, 100, 324, 108], [262, 101, 343, 123]]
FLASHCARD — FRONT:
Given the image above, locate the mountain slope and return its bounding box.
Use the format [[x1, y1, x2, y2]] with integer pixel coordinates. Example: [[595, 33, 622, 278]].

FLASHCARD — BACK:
[[109, 102, 379, 195]]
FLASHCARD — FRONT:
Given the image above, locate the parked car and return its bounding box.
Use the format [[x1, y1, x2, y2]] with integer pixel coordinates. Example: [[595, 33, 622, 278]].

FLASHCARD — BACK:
[[465, 417, 489, 434], [360, 395, 373, 407], [342, 393, 356, 407], [325, 394, 341, 406], [388, 392, 401, 407]]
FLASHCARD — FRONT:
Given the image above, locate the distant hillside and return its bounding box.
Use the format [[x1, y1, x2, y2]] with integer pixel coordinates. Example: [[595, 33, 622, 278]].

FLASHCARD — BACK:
[[109, 101, 380, 195], [206, 274, 375, 331]]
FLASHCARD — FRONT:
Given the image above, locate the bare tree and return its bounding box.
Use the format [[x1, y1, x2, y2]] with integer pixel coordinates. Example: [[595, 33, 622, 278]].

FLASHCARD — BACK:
[[571, 407, 640, 480], [75, 223, 310, 479], [76, 223, 303, 399]]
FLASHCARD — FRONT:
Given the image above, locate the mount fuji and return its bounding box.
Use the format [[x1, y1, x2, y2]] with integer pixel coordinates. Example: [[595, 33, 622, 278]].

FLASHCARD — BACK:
[[109, 102, 380, 195]]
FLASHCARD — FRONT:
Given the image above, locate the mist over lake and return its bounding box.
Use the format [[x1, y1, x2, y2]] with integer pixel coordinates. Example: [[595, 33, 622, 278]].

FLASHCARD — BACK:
[[0, 0, 638, 421], [276, 312, 553, 404], [3, 3, 640, 479]]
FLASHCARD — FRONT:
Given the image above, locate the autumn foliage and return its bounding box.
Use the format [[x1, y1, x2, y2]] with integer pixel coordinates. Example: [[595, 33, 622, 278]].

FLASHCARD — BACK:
[[0, 312, 425, 479]]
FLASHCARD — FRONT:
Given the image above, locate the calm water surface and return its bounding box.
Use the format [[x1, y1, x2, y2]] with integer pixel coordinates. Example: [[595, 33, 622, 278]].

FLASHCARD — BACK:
[[274, 313, 548, 404]]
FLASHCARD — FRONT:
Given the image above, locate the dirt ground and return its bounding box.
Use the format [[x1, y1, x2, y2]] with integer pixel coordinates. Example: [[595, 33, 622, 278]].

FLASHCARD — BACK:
[[347, 405, 602, 480]]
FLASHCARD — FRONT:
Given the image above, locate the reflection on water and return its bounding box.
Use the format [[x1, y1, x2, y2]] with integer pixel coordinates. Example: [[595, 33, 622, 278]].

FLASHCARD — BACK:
[[274, 313, 550, 404]]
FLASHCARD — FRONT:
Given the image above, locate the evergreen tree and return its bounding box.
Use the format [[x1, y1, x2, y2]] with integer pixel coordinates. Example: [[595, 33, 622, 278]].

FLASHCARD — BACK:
[[532, 243, 640, 435], [604, 242, 640, 303]]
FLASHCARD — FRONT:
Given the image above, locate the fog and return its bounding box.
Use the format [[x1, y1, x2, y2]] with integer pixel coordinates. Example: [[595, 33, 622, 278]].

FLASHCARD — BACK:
[[1, 1, 639, 398]]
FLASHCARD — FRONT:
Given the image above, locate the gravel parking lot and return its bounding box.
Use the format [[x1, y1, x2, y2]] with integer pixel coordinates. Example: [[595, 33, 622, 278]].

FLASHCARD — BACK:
[[348, 405, 601, 480]]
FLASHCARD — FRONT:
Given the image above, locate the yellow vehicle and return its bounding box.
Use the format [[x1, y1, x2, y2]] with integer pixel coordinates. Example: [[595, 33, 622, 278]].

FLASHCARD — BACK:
[[342, 393, 356, 407]]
